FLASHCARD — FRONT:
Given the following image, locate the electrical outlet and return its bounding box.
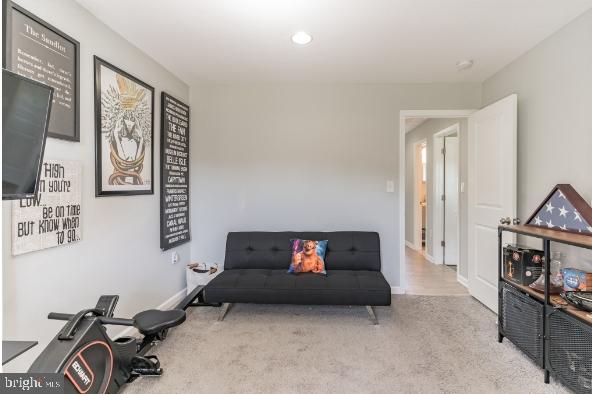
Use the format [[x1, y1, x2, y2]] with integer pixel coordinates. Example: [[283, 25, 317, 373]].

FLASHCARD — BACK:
[[171, 251, 179, 264]]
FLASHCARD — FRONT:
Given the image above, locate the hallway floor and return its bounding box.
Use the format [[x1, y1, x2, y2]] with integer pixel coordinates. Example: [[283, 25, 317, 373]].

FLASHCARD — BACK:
[[405, 247, 469, 296]]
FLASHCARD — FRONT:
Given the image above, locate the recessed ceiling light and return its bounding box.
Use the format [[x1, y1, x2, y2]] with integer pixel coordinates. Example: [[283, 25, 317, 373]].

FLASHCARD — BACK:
[[291, 31, 312, 46], [456, 59, 474, 71]]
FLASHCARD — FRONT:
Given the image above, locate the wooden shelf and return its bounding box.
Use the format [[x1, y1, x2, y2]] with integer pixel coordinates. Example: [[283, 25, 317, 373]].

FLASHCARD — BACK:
[[502, 278, 544, 301], [550, 296, 592, 325], [499, 224, 592, 249], [502, 278, 592, 325]]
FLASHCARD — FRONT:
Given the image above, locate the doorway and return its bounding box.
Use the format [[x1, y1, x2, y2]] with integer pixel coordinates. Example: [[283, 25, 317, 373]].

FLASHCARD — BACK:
[[400, 98, 517, 309], [402, 113, 472, 295], [412, 139, 427, 254], [433, 124, 460, 269]]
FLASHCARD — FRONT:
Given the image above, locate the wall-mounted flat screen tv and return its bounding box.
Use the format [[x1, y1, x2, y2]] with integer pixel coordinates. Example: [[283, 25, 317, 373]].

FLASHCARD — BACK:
[[2, 68, 53, 200]]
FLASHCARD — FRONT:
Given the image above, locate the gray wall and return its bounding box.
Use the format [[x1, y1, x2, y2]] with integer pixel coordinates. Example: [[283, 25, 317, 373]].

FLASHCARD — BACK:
[[404, 118, 469, 280], [2, 0, 190, 372], [190, 84, 481, 288], [482, 8, 592, 268]]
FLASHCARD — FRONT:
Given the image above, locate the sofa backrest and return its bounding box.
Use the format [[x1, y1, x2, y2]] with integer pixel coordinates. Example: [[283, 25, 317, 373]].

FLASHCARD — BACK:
[[224, 231, 381, 271]]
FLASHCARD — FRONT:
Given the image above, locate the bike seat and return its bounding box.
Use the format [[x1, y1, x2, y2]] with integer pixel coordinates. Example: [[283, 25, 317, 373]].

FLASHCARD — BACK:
[[133, 309, 186, 336]]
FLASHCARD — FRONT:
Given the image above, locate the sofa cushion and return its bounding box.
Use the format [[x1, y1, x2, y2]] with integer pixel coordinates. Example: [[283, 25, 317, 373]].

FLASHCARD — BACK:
[[204, 269, 391, 306], [225, 232, 381, 271]]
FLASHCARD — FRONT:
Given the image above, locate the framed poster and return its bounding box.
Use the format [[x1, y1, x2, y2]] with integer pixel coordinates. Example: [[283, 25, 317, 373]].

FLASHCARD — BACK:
[[160, 92, 190, 250], [94, 56, 154, 197], [12, 160, 82, 255], [7, 3, 80, 141]]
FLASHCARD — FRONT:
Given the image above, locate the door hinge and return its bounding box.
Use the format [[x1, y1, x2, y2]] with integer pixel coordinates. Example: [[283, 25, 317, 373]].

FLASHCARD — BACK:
[[441, 194, 446, 201], [441, 147, 446, 155], [441, 240, 446, 247]]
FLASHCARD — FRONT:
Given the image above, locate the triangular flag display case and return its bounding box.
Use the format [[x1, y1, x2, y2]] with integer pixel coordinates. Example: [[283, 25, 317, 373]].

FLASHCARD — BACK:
[[526, 184, 592, 236]]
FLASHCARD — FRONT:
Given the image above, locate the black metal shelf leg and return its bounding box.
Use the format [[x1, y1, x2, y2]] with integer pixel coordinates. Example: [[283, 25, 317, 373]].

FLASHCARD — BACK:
[[497, 228, 504, 343], [543, 239, 551, 384]]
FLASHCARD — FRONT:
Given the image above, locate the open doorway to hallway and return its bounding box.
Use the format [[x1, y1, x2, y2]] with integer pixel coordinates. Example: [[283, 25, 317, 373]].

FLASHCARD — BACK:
[[412, 139, 427, 254], [403, 114, 470, 295]]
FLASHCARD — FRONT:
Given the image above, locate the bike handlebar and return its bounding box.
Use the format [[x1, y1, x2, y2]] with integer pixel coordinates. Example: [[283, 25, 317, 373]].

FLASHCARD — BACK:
[[48, 312, 74, 321], [48, 312, 135, 327]]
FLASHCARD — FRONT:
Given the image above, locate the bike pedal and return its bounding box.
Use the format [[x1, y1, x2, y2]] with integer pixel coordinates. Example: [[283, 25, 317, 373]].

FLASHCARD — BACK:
[[131, 355, 162, 376], [133, 368, 162, 377]]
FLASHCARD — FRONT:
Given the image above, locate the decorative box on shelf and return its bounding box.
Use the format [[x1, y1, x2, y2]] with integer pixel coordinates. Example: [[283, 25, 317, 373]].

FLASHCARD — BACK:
[[186, 263, 220, 295], [502, 244, 543, 286]]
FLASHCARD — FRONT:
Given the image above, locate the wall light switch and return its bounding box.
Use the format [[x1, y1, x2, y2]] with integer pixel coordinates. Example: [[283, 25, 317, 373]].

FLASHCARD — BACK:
[[386, 180, 395, 193], [171, 251, 179, 264]]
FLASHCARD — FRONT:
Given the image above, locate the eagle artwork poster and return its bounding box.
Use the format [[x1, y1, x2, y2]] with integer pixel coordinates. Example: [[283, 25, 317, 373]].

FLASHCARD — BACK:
[[94, 57, 154, 196]]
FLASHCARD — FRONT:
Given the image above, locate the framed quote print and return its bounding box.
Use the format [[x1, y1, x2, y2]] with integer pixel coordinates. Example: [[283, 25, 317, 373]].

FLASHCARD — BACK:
[[94, 56, 154, 197], [7, 3, 80, 141], [160, 92, 190, 250]]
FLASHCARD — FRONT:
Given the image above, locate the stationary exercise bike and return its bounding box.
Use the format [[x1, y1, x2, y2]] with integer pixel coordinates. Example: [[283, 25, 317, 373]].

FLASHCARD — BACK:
[[28, 295, 186, 394]]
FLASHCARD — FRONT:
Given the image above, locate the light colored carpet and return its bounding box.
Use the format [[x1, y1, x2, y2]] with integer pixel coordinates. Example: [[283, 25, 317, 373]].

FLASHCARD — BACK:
[[122, 295, 569, 394]]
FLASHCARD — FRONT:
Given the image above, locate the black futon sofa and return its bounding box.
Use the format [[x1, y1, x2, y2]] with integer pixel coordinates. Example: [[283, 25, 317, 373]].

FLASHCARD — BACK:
[[203, 231, 391, 324]]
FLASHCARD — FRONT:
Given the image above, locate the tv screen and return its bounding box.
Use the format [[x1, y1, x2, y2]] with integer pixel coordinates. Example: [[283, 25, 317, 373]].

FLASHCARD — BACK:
[[2, 69, 53, 200]]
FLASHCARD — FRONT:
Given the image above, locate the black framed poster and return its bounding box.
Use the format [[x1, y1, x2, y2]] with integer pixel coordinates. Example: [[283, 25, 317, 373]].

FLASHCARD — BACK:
[[160, 92, 190, 250], [8, 3, 80, 141], [94, 56, 154, 197]]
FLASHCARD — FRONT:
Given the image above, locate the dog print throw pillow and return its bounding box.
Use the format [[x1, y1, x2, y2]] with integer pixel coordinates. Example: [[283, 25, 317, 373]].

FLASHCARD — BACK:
[[288, 239, 328, 275]]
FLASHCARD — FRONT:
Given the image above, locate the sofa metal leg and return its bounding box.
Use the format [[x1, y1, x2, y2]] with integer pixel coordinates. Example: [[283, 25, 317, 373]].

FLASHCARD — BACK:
[[218, 303, 231, 321], [366, 306, 378, 325]]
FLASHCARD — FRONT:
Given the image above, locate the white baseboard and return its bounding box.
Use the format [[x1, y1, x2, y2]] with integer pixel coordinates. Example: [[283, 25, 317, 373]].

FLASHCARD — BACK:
[[115, 287, 187, 339], [405, 240, 417, 250], [424, 253, 435, 264], [157, 288, 188, 310], [391, 286, 405, 295], [457, 275, 469, 289]]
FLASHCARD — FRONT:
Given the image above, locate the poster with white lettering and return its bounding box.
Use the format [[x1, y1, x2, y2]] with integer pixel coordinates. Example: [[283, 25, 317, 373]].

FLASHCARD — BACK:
[[12, 160, 82, 256], [160, 93, 190, 250], [8, 4, 80, 141]]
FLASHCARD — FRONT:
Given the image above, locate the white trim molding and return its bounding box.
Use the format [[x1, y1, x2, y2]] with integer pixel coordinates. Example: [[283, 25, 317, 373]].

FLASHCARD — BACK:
[[157, 288, 188, 310], [391, 286, 406, 295], [457, 275, 469, 289], [424, 253, 436, 264], [405, 240, 418, 250]]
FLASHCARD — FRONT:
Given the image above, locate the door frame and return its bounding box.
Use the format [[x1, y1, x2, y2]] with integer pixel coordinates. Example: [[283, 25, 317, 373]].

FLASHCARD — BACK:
[[412, 139, 427, 252], [399, 110, 476, 294], [432, 123, 460, 267]]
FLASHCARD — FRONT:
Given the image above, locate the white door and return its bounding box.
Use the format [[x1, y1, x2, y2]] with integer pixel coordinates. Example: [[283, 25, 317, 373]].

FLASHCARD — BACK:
[[468, 94, 517, 312], [444, 135, 459, 266]]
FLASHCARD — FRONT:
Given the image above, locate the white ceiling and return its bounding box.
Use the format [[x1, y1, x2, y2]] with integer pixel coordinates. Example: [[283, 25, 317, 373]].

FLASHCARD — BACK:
[[75, 0, 592, 85]]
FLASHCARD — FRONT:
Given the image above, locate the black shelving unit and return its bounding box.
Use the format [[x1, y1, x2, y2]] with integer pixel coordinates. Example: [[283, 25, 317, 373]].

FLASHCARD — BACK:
[[498, 225, 592, 393]]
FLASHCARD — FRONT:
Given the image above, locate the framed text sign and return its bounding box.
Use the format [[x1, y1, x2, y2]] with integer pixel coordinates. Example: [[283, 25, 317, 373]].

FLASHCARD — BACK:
[[160, 92, 190, 250], [8, 4, 80, 141], [12, 160, 82, 256]]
